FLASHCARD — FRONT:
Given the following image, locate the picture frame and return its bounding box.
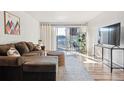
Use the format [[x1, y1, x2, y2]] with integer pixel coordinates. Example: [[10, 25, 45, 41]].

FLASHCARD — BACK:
[[4, 11, 20, 35]]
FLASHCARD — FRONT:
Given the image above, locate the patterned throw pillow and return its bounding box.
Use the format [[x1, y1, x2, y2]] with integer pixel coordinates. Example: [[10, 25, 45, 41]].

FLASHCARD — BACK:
[[35, 45, 41, 50], [7, 47, 20, 57]]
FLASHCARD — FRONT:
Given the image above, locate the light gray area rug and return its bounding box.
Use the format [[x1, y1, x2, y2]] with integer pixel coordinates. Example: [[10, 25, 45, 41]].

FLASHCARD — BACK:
[[57, 54, 94, 81]]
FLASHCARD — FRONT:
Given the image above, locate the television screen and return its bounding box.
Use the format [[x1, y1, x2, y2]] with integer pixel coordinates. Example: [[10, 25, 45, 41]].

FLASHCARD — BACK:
[[99, 23, 120, 46]]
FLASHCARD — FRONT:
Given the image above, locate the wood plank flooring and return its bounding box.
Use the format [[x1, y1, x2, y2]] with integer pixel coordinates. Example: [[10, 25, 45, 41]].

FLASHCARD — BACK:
[[84, 62, 124, 81], [57, 51, 124, 81]]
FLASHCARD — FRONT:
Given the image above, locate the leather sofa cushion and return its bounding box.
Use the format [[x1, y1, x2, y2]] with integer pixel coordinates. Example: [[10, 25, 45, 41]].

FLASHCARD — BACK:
[[26, 42, 34, 51], [22, 50, 43, 56], [31, 50, 43, 55], [23, 56, 58, 72], [0, 56, 24, 66], [15, 42, 30, 55], [22, 52, 40, 56], [0, 44, 15, 56]]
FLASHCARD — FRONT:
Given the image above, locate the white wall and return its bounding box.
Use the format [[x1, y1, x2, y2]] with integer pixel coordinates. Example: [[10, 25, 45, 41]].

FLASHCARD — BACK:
[[88, 11, 124, 66], [0, 11, 40, 44]]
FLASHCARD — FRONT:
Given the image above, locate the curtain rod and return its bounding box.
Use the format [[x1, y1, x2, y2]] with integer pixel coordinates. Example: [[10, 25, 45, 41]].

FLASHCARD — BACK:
[[40, 23, 88, 26], [52, 24, 86, 26]]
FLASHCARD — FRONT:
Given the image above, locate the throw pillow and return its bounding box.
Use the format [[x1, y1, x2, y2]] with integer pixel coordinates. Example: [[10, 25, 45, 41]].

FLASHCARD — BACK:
[[0, 45, 10, 56], [0, 44, 15, 56], [7, 47, 20, 57], [26, 42, 34, 51], [35, 45, 41, 51], [15, 42, 30, 55]]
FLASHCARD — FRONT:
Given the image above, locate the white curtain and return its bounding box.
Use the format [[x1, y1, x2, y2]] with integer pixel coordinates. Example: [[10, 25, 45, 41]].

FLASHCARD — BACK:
[[80, 25, 87, 33], [40, 24, 57, 51]]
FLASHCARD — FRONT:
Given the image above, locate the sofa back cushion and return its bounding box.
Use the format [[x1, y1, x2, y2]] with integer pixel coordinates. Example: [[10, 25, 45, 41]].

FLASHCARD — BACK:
[[26, 42, 34, 51], [0, 44, 15, 56], [15, 42, 30, 55]]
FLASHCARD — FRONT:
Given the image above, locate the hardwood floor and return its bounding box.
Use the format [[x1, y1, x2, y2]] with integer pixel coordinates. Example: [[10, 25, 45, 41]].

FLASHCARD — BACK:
[[57, 51, 124, 81], [84, 62, 124, 81]]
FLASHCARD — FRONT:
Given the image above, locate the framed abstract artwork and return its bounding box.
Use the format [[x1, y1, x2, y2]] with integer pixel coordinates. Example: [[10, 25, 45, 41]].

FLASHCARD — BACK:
[[4, 11, 20, 35]]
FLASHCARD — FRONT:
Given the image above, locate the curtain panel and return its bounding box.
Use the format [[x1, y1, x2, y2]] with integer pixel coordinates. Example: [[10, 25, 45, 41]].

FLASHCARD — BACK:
[[40, 24, 57, 51]]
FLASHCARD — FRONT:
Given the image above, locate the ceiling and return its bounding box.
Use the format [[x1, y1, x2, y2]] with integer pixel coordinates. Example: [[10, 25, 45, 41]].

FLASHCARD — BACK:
[[26, 11, 102, 24]]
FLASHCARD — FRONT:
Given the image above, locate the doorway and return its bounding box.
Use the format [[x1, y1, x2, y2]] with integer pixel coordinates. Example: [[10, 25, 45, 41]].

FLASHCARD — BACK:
[[56, 26, 87, 54]]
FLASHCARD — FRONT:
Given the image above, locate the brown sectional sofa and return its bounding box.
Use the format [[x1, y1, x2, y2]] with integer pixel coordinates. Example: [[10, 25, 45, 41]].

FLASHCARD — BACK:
[[0, 41, 44, 57], [0, 41, 44, 66], [0, 41, 57, 81]]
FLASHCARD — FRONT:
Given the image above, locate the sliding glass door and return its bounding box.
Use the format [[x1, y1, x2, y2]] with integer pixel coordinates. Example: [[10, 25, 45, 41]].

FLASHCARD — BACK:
[[56, 26, 87, 54]]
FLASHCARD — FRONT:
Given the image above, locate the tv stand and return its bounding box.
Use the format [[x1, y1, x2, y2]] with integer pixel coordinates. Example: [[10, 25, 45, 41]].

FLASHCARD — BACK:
[[94, 44, 124, 73]]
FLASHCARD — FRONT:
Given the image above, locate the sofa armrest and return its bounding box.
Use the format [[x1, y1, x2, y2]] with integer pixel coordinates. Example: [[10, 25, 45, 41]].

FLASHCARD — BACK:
[[0, 56, 24, 66]]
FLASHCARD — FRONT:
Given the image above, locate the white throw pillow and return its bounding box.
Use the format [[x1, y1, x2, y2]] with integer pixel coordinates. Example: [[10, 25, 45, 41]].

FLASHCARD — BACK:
[[35, 45, 41, 50], [7, 47, 21, 57]]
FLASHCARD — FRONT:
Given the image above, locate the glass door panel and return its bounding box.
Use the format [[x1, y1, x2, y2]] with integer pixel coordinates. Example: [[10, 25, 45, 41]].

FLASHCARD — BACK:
[[57, 27, 67, 51]]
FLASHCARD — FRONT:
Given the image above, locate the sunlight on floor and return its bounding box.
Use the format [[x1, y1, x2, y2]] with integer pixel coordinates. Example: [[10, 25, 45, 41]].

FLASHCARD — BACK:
[[83, 59, 98, 63], [64, 51, 100, 63]]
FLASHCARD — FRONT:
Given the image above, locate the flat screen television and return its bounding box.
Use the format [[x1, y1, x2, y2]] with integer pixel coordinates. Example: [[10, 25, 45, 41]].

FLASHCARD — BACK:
[[98, 23, 121, 46]]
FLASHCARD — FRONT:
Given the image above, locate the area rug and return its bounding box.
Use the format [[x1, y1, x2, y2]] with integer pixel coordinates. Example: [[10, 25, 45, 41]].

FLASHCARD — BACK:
[[57, 53, 94, 81]]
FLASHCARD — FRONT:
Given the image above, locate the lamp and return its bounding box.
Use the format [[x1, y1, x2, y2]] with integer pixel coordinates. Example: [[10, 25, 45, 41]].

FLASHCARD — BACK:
[[38, 40, 44, 46]]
